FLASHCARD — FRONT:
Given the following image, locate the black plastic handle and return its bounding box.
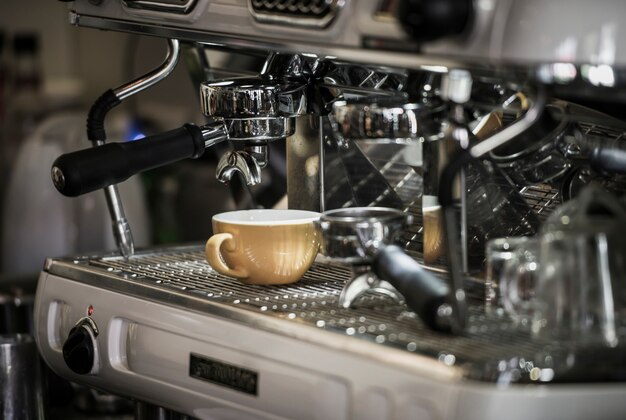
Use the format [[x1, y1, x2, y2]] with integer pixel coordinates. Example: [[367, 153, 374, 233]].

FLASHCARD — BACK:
[[373, 245, 451, 332], [590, 145, 626, 175], [52, 124, 205, 197]]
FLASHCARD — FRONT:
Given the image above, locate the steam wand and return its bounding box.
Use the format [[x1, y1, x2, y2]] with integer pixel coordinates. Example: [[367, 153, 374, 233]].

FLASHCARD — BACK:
[[437, 85, 546, 334], [77, 39, 180, 258]]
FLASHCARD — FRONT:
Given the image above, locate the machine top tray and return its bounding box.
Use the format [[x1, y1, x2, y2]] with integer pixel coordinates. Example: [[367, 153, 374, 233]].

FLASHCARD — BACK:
[[43, 245, 626, 384]]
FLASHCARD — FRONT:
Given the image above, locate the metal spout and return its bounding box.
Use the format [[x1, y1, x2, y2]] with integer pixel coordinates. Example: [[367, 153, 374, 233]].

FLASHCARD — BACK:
[[216, 150, 263, 186]]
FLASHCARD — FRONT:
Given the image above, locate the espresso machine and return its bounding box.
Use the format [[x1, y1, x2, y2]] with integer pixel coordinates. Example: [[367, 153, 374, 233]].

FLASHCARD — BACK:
[[34, 1, 626, 419]]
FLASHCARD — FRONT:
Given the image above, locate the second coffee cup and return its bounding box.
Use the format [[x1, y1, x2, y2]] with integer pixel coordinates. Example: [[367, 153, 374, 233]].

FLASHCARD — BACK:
[[205, 209, 321, 285]]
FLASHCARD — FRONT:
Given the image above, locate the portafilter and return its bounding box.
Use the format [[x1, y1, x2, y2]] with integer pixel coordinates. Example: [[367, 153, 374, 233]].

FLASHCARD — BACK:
[[315, 207, 453, 333]]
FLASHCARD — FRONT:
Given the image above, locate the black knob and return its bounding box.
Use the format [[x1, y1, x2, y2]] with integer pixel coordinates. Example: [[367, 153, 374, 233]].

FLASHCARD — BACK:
[[62, 323, 96, 375], [398, 0, 473, 42]]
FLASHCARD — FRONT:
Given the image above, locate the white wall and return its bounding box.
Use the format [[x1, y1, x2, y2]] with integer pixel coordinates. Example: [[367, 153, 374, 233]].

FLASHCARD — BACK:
[[0, 0, 77, 80], [0, 0, 209, 274], [0, 0, 198, 126]]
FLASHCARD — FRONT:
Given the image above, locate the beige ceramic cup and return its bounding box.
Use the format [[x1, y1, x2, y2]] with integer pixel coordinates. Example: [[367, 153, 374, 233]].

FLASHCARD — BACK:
[[205, 209, 321, 285]]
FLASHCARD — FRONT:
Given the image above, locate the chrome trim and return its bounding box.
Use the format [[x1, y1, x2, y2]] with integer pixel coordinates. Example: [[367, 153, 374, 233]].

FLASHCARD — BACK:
[[122, 0, 198, 14], [331, 100, 442, 141], [225, 117, 295, 141], [106, 198, 134, 259], [200, 121, 229, 148], [68, 12, 466, 72], [248, 0, 345, 29], [51, 166, 65, 191], [200, 78, 308, 119], [114, 39, 180, 100], [69, 13, 626, 94], [73, 316, 100, 337]]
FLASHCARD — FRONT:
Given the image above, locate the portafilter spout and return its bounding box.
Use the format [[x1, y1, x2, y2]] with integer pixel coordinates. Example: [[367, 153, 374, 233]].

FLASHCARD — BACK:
[[200, 76, 307, 186], [216, 147, 264, 186], [316, 207, 454, 333]]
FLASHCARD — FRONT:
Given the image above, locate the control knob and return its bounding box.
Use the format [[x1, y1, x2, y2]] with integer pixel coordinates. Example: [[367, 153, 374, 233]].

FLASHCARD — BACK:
[[398, 0, 473, 42], [62, 317, 99, 375]]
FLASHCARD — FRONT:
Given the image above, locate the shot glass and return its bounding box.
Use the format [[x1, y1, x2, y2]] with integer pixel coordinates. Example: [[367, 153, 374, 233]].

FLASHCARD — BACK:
[[531, 230, 626, 347], [484, 236, 532, 309], [499, 238, 541, 326]]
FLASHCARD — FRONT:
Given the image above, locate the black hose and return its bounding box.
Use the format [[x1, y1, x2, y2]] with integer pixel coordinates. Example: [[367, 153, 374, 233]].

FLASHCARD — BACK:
[[86, 89, 121, 142], [437, 149, 474, 207], [437, 148, 474, 334]]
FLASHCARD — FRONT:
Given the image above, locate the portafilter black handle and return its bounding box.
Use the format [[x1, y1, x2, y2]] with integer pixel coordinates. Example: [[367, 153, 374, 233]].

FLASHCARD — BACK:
[[590, 144, 626, 175], [372, 245, 451, 332], [52, 124, 208, 197]]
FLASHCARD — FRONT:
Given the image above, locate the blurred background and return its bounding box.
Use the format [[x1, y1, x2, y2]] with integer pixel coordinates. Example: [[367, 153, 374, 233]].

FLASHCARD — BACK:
[[0, 0, 287, 276], [0, 1, 285, 417], [1, 0, 204, 277]]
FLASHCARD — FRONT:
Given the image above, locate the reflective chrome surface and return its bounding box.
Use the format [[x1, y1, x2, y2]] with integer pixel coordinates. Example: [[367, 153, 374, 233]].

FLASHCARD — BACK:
[[421, 70, 474, 272], [217, 150, 262, 186], [114, 39, 180, 101], [489, 103, 573, 186], [337, 265, 403, 310], [200, 121, 229, 148], [332, 99, 441, 141], [287, 115, 322, 212], [316, 206, 412, 310], [200, 78, 308, 119], [316, 207, 409, 263], [224, 117, 295, 141], [0, 334, 46, 419], [215, 142, 269, 185]]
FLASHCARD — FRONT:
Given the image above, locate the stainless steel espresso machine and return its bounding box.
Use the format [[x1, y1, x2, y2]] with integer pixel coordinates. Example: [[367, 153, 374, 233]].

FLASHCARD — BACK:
[[34, 1, 626, 419]]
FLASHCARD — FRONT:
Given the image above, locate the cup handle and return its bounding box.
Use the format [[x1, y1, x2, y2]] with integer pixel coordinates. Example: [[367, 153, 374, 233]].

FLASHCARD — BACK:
[[205, 233, 249, 279]]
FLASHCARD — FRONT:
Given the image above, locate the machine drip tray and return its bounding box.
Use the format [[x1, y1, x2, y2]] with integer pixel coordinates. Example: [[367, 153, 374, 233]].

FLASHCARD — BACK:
[[43, 245, 626, 384]]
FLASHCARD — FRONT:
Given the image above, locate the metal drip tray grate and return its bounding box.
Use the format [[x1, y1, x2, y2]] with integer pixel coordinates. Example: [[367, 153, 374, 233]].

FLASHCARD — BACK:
[[48, 246, 615, 383]]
